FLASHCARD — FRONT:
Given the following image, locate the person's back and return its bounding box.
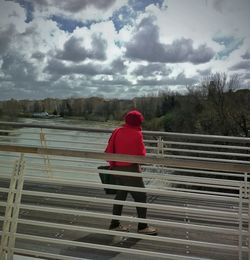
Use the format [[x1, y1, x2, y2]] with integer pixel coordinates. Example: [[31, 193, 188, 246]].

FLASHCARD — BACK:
[[105, 110, 146, 167], [112, 125, 146, 166], [105, 110, 157, 235]]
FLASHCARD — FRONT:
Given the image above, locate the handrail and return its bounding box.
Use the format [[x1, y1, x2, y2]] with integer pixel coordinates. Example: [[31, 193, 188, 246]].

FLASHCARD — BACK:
[[1, 121, 250, 142], [0, 123, 249, 259], [0, 144, 249, 173]]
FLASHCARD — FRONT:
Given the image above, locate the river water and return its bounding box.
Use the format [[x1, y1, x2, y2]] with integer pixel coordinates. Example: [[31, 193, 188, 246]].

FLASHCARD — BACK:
[[0, 117, 120, 182], [0, 118, 162, 185]]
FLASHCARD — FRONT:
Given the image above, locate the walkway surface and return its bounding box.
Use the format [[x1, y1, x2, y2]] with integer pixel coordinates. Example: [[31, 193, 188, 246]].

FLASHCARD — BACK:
[[1, 178, 246, 260]]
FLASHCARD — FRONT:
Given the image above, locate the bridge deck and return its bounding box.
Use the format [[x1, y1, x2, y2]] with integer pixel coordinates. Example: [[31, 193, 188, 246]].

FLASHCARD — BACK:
[[0, 122, 249, 260], [1, 179, 246, 260]]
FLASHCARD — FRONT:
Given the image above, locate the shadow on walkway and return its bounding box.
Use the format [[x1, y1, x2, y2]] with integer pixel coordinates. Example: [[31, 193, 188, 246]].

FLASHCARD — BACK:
[[61, 233, 141, 259]]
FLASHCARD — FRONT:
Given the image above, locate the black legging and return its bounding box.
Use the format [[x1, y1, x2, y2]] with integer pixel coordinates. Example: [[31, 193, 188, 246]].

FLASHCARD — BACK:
[[109, 165, 148, 230]]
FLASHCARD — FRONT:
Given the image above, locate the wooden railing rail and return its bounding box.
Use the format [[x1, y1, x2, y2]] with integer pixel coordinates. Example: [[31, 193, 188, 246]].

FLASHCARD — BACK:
[[1, 121, 250, 143], [0, 144, 249, 173]]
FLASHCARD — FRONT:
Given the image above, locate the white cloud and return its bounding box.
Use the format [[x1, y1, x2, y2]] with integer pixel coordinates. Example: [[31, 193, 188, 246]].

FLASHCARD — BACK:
[[0, 0, 249, 100], [0, 1, 26, 32], [32, 0, 128, 22]]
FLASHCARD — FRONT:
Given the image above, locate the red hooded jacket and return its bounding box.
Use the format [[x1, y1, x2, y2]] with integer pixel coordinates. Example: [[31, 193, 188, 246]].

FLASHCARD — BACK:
[[105, 111, 146, 167]]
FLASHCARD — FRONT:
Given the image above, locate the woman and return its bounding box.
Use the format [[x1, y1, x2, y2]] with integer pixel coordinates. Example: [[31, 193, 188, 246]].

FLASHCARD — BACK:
[[105, 110, 157, 235]]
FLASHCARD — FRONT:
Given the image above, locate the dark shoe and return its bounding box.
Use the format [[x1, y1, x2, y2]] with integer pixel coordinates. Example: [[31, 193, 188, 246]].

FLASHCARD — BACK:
[[138, 226, 157, 235], [110, 224, 130, 232]]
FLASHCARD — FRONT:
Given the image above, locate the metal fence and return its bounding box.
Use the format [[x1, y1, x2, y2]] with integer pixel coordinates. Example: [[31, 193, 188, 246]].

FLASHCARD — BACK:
[[0, 121, 249, 260]]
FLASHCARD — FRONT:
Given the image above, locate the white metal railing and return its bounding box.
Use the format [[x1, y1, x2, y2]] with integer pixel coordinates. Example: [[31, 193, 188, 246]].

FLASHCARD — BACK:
[[0, 121, 250, 260], [0, 121, 249, 162], [0, 153, 249, 259]]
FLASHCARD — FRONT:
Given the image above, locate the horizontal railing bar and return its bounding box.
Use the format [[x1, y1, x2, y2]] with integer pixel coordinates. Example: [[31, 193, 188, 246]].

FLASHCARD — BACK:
[[158, 186, 241, 198], [144, 139, 159, 144], [0, 195, 244, 221], [163, 141, 250, 151], [22, 175, 245, 203], [145, 166, 245, 178], [158, 153, 250, 165], [146, 151, 250, 165], [0, 212, 225, 239], [0, 122, 113, 133], [163, 181, 240, 191], [21, 164, 243, 187], [15, 218, 249, 248], [0, 205, 249, 235], [0, 160, 16, 166], [0, 153, 102, 164], [17, 129, 108, 138], [0, 202, 247, 226], [1, 143, 249, 165], [0, 183, 241, 203], [43, 132, 108, 139], [1, 121, 250, 143], [0, 142, 105, 152], [47, 139, 106, 146], [15, 128, 109, 136], [0, 170, 246, 203], [0, 187, 13, 192], [158, 175, 242, 187], [0, 167, 245, 197], [0, 174, 11, 179], [0, 154, 245, 179], [0, 130, 246, 150], [14, 233, 200, 259], [14, 249, 89, 260], [0, 135, 107, 146], [0, 211, 248, 245], [12, 229, 248, 253], [145, 146, 160, 151], [146, 132, 250, 143], [0, 129, 14, 133], [16, 190, 243, 218], [1, 146, 249, 163], [7, 138, 249, 158], [0, 144, 249, 173], [0, 136, 39, 141], [163, 148, 250, 158], [25, 164, 245, 183]]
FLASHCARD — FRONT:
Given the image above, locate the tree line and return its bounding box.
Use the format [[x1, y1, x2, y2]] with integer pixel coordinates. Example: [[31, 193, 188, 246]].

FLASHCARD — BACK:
[[0, 73, 249, 136]]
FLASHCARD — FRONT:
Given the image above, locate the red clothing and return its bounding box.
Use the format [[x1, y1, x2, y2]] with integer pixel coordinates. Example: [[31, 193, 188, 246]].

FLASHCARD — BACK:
[[105, 124, 146, 167]]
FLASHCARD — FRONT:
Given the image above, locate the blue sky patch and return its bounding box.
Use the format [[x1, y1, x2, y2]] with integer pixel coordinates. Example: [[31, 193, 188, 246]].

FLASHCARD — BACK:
[[128, 0, 165, 11], [15, 0, 33, 23], [213, 33, 243, 59], [112, 6, 136, 32], [51, 15, 95, 33], [112, 0, 165, 32]]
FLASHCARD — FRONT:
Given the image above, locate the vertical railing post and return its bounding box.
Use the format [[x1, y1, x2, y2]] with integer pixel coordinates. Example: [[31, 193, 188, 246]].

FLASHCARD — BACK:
[[248, 182, 250, 260], [238, 183, 243, 260], [157, 136, 164, 156], [246, 176, 250, 260], [40, 128, 52, 178], [7, 154, 25, 260], [184, 203, 190, 256], [243, 172, 248, 198], [242, 172, 250, 260], [0, 154, 25, 260], [156, 136, 165, 183]]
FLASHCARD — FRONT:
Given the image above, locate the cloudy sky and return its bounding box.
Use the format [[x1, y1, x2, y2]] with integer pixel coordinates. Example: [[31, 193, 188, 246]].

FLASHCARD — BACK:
[[0, 0, 249, 100]]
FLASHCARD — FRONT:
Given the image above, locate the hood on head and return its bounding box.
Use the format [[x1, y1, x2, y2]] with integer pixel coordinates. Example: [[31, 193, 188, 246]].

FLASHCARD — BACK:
[[124, 110, 144, 126]]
